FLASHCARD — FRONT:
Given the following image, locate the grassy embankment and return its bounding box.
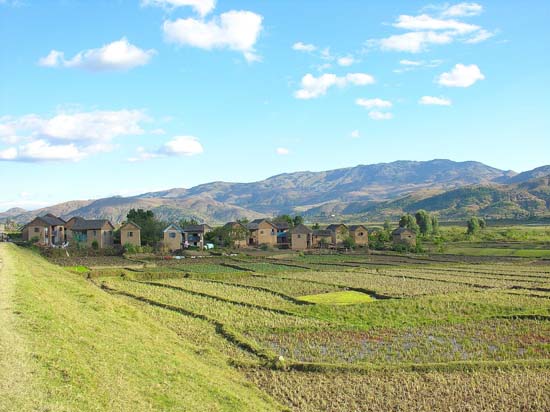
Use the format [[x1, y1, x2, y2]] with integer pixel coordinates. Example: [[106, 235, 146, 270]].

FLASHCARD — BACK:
[[0, 244, 283, 412]]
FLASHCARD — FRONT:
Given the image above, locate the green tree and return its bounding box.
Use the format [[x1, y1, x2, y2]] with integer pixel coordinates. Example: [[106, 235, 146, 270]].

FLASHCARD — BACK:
[[275, 215, 293, 227], [312, 223, 320, 230], [293, 215, 304, 227], [415, 210, 433, 236], [342, 236, 355, 249], [431, 215, 440, 235], [399, 214, 420, 235], [126, 209, 164, 246], [383, 219, 392, 232], [467, 217, 481, 235]]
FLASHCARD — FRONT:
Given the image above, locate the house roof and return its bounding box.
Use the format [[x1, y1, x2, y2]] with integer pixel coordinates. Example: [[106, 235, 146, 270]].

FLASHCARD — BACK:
[[183, 224, 212, 232], [121, 221, 141, 230], [31, 214, 66, 227], [349, 225, 368, 232], [246, 219, 276, 230], [65, 216, 85, 229], [164, 223, 184, 233], [392, 227, 415, 235], [291, 224, 313, 235], [312, 229, 333, 237], [72, 219, 114, 231], [272, 220, 290, 230], [223, 222, 248, 231], [326, 224, 347, 232]]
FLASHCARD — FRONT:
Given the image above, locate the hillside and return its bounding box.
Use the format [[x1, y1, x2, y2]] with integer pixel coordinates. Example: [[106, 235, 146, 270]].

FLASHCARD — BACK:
[[0, 244, 282, 411], [3, 159, 550, 224]]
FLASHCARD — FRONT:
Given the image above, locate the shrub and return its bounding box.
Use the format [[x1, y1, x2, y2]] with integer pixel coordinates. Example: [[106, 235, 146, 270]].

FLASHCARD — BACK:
[[91, 240, 99, 250]]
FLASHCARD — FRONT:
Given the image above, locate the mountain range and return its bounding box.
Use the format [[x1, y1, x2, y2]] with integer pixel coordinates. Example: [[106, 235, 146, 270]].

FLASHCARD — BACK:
[[2, 159, 550, 225]]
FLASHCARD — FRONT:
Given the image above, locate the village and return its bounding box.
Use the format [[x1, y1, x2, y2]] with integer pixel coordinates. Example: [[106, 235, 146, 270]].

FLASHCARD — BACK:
[[17, 213, 417, 252]]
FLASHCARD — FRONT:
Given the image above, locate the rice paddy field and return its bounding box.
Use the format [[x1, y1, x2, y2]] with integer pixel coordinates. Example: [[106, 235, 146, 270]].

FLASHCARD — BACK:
[[1, 243, 550, 411]]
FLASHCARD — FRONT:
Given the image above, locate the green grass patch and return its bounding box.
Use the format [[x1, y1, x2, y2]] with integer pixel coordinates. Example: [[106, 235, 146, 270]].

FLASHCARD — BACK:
[[298, 291, 375, 305]]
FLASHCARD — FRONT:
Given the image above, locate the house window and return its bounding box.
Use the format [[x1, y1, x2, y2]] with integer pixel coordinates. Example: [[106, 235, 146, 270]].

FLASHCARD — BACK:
[[359, 232, 364, 236], [260, 230, 264, 234], [297, 234, 301, 239], [93, 230, 97, 236], [169, 232, 176, 238], [128, 231, 133, 237], [34, 227, 40, 233]]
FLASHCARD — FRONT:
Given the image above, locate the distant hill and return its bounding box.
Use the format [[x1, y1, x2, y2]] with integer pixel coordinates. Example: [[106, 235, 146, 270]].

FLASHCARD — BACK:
[[3, 159, 549, 225]]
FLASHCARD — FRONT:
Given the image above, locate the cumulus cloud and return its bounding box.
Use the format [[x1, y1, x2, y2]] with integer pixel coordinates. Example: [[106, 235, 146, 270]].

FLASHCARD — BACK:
[[437, 63, 484, 87], [0, 109, 149, 162], [161, 136, 204, 156], [38, 38, 155, 71], [276, 147, 289, 155], [292, 42, 316, 52], [141, 0, 215, 17], [337, 56, 355, 66], [372, 5, 494, 53], [368, 111, 393, 120], [419, 96, 452, 106], [128, 136, 204, 162], [294, 72, 375, 99], [441, 2, 483, 17], [350, 130, 360, 138], [355, 98, 393, 109], [380, 31, 453, 53], [163, 10, 263, 62]]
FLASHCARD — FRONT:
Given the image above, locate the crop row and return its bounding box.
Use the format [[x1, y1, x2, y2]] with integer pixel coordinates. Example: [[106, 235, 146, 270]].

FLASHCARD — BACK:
[[246, 318, 550, 365], [101, 278, 323, 332]]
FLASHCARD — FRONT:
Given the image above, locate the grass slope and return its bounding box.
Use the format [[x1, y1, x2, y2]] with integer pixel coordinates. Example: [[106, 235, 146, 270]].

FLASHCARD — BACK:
[[0, 244, 283, 412]]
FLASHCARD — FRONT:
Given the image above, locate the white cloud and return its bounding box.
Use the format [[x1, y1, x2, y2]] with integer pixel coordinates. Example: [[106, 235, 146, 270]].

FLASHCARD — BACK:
[[441, 2, 483, 17], [0, 140, 84, 162], [369, 111, 393, 120], [163, 10, 263, 62], [393, 14, 479, 34], [400, 59, 423, 66], [162, 136, 204, 156], [337, 56, 355, 66], [38, 38, 156, 71], [350, 130, 360, 139], [141, 0, 216, 17], [419, 96, 452, 106], [294, 72, 375, 99], [438, 63, 484, 87], [465, 29, 495, 44], [373, 5, 495, 53], [0, 109, 149, 162], [129, 136, 204, 162], [276, 147, 289, 155], [292, 42, 316, 52], [380, 31, 453, 53], [0, 147, 17, 160], [356, 98, 392, 109]]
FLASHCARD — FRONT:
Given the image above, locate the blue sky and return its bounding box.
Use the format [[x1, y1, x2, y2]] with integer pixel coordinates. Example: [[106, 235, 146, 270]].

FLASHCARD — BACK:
[[1, 0, 549, 211]]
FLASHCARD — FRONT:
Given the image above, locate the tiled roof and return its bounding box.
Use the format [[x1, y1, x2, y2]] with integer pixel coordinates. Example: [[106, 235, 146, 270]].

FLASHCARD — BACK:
[[312, 229, 333, 237], [36, 214, 66, 226], [349, 225, 367, 232], [164, 223, 184, 233], [291, 224, 313, 234], [183, 224, 212, 232], [392, 227, 414, 235], [72, 219, 114, 231]]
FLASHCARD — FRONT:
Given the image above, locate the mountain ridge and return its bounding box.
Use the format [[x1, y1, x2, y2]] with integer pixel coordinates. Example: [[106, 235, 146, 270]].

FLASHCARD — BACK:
[[3, 159, 548, 225]]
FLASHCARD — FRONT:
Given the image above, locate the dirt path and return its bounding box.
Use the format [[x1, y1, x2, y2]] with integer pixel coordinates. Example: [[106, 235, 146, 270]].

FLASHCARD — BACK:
[[0, 244, 40, 412]]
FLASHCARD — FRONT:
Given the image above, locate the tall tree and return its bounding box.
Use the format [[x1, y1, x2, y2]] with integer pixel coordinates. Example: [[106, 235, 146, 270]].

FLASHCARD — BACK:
[[415, 210, 433, 236], [126, 209, 164, 246], [399, 214, 420, 235]]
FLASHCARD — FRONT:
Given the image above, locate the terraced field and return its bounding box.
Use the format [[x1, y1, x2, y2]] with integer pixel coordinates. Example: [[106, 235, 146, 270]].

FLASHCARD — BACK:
[[4, 246, 550, 411]]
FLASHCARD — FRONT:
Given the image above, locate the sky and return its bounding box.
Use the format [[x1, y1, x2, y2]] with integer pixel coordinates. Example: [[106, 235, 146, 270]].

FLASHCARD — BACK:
[[1, 0, 549, 212]]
